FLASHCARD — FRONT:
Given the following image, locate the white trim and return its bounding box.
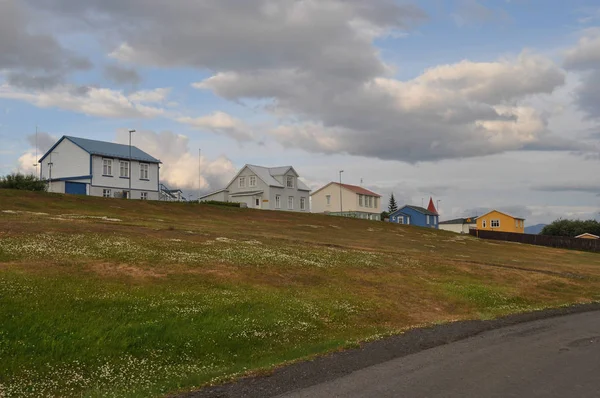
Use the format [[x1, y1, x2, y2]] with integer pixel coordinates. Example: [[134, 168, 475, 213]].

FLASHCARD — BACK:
[[249, 176, 257, 188], [102, 158, 113, 176], [275, 195, 281, 209], [140, 163, 149, 179], [119, 160, 129, 178], [300, 197, 306, 211], [239, 177, 246, 188], [288, 196, 294, 210], [491, 219, 500, 228]]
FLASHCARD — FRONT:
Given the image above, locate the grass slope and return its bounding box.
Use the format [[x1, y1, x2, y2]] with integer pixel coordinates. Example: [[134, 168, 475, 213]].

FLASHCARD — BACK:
[[1, 190, 599, 397]]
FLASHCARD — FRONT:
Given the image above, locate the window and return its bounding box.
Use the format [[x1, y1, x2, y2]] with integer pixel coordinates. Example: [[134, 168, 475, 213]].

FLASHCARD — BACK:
[[249, 176, 257, 187], [482, 220, 487, 228], [102, 189, 111, 198], [239, 177, 246, 188], [326, 195, 331, 205], [286, 176, 295, 188], [491, 219, 500, 228], [120, 161, 129, 178], [374, 198, 378, 209], [288, 196, 294, 210], [275, 195, 281, 209], [300, 197, 306, 211], [141, 192, 148, 201], [515, 220, 519, 228], [103, 159, 113, 176], [398, 217, 404, 225], [140, 164, 149, 180], [427, 215, 430, 225], [255, 198, 260, 207], [368, 196, 373, 208], [359, 195, 363, 207]]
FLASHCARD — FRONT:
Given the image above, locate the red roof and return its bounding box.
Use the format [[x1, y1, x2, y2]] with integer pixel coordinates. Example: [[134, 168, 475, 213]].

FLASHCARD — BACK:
[[335, 182, 381, 197], [427, 197, 438, 214]]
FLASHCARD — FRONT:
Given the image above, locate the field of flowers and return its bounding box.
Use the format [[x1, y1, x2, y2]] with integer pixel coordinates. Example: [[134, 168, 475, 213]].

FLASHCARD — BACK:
[[1, 190, 600, 397]]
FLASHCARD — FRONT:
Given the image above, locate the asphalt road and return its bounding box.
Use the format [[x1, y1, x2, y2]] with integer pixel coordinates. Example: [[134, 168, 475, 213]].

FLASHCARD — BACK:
[[279, 311, 600, 398]]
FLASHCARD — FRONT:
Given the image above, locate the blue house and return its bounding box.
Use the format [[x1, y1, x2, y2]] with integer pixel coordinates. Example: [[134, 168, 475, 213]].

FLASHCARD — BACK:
[[389, 205, 439, 229]]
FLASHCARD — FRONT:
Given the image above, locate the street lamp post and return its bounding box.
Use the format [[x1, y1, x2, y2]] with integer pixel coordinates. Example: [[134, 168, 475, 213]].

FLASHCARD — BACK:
[[128, 129, 136, 199], [47, 162, 53, 192], [339, 170, 344, 215]]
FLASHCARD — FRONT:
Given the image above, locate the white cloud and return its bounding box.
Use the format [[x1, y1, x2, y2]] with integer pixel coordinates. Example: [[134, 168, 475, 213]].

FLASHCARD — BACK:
[[114, 130, 236, 192], [0, 84, 168, 119], [177, 112, 255, 142]]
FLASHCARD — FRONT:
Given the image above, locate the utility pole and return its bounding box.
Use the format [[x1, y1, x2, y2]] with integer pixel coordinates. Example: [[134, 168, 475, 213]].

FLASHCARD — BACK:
[[199, 148, 202, 201], [47, 161, 53, 192], [34, 125, 39, 178], [128, 129, 136, 199], [339, 170, 344, 214]]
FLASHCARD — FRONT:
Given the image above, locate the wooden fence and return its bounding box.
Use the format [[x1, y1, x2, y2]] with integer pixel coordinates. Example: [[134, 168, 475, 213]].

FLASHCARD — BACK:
[[469, 229, 600, 253]]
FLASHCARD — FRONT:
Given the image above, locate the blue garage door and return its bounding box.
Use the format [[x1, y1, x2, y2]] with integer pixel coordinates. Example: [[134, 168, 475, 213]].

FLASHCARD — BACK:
[[65, 182, 87, 195]]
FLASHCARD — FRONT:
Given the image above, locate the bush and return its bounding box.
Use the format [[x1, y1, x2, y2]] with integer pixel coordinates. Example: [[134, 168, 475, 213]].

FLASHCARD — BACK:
[[0, 173, 47, 191], [200, 200, 241, 208], [541, 219, 600, 237]]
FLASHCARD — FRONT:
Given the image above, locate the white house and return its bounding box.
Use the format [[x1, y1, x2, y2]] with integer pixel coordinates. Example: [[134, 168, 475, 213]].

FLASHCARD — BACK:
[[199, 165, 311, 212], [310, 182, 382, 220], [439, 217, 478, 234], [39, 135, 161, 200]]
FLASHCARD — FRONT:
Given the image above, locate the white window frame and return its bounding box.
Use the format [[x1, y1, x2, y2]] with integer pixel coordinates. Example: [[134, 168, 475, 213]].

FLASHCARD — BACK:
[[140, 192, 148, 201], [491, 219, 500, 228], [275, 195, 281, 209], [119, 161, 129, 178], [326, 195, 331, 205], [102, 189, 111, 198], [239, 177, 246, 188], [482, 220, 487, 228], [368, 196, 373, 208], [288, 196, 294, 210], [374, 198, 378, 209], [286, 176, 295, 189], [359, 195, 363, 207], [140, 163, 149, 180], [427, 215, 430, 225], [300, 197, 306, 211], [255, 198, 260, 207], [398, 217, 404, 225], [249, 176, 257, 188], [103, 159, 113, 176]]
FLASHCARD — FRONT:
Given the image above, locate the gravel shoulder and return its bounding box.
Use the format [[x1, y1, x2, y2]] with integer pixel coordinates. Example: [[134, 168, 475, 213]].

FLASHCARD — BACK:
[[178, 303, 600, 398]]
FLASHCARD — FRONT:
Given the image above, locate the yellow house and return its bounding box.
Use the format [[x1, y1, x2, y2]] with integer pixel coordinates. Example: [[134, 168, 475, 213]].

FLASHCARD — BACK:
[[476, 210, 525, 233]]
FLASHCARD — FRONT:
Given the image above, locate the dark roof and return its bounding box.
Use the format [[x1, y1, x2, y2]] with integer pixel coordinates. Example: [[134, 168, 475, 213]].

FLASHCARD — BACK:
[[439, 217, 478, 225], [395, 205, 438, 216], [40, 136, 161, 164], [312, 182, 381, 197]]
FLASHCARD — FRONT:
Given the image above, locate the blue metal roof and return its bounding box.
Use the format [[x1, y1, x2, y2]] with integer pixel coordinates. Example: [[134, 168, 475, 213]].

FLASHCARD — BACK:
[[40, 136, 161, 164]]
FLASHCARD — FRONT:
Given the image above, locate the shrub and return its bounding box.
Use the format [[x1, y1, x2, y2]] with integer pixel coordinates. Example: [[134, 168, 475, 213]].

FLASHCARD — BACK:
[[541, 219, 600, 237], [200, 200, 241, 208], [0, 173, 47, 191]]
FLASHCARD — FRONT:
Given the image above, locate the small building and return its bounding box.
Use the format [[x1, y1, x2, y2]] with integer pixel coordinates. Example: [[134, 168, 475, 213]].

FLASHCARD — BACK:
[[199, 164, 311, 212], [476, 210, 525, 233], [575, 233, 599, 240], [310, 182, 382, 221], [39, 135, 161, 200], [439, 217, 478, 234], [389, 205, 439, 229]]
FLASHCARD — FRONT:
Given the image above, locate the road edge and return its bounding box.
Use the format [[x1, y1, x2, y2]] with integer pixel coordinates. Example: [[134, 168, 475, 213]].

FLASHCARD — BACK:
[[178, 302, 600, 398]]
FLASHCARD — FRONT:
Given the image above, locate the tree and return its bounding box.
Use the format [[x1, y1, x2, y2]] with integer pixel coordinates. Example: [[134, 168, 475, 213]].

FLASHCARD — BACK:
[[541, 219, 600, 237], [380, 211, 390, 221], [388, 193, 398, 213], [0, 173, 47, 192]]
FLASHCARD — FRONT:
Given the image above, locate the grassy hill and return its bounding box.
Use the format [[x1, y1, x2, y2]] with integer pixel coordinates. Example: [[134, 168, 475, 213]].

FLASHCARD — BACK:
[[1, 190, 599, 397]]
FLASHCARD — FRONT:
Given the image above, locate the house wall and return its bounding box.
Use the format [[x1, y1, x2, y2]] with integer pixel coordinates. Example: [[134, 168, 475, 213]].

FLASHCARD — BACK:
[[200, 191, 229, 202], [439, 223, 476, 234], [227, 167, 270, 207], [311, 183, 379, 214], [477, 211, 525, 233], [391, 207, 439, 228], [91, 156, 159, 193], [40, 139, 90, 180]]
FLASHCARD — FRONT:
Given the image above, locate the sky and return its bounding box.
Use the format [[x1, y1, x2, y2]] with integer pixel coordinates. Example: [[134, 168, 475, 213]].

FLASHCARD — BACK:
[[1, 0, 599, 225]]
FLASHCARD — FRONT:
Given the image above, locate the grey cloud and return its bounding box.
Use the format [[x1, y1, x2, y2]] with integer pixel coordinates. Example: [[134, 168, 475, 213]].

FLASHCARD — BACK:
[[104, 65, 141, 86], [574, 70, 600, 119], [564, 29, 600, 119], [26, 131, 56, 153], [0, 0, 91, 88], [533, 183, 600, 195]]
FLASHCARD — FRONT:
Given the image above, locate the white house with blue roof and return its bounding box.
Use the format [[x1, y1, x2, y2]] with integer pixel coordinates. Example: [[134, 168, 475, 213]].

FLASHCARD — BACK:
[[199, 164, 311, 212], [39, 135, 161, 200]]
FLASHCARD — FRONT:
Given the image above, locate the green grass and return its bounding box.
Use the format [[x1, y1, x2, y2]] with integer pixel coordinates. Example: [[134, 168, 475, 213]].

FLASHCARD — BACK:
[[1, 190, 600, 397]]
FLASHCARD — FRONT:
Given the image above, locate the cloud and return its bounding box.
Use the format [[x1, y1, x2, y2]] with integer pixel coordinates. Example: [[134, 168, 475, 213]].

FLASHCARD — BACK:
[[17, 151, 39, 175], [177, 112, 255, 142], [533, 183, 600, 195], [210, 52, 568, 162], [27, 131, 57, 154], [114, 130, 236, 192], [104, 65, 141, 86], [564, 28, 600, 119], [0, 84, 168, 119], [0, 0, 91, 88], [451, 0, 512, 27]]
